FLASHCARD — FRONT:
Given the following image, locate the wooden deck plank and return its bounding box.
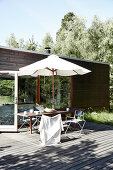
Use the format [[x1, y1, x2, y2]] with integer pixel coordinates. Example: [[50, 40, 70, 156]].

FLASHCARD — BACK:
[[0, 122, 113, 169]]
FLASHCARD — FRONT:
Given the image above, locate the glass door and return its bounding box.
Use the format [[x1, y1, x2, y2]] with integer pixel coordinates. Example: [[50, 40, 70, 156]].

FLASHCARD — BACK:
[[0, 72, 18, 131]]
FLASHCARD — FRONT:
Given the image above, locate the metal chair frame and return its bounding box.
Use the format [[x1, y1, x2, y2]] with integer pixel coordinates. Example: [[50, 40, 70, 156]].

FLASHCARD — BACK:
[[65, 109, 86, 135], [18, 116, 30, 130], [32, 115, 41, 131]]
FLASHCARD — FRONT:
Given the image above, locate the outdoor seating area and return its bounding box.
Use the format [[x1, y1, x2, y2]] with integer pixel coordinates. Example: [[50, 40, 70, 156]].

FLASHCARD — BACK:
[[0, 46, 112, 169], [17, 107, 85, 145], [0, 1, 113, 169], [1, 121, 113, 169], [17, 107, 85, 134]]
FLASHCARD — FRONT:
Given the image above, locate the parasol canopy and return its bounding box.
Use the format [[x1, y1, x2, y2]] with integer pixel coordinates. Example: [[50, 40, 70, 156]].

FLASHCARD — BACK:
[[19, 54, 91, 107]]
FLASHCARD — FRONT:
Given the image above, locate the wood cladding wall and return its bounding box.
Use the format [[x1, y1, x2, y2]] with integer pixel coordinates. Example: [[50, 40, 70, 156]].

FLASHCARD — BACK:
[[69, 60, 110, 110], [0, 48, 47, 71], [0, 47, 110, 110]]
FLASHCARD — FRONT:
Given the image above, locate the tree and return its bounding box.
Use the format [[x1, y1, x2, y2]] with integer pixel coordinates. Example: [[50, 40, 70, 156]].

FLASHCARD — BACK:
[[43, 33, 53, 48], [54, 13, 87, 59], [85, 16, 113, 108], [25, 35, 38, 51], [54, 13, 113, 108], [0, 78, 14, 98], [87, 16, 113, 63], [6, 33, 25, 49], [39, 33, 54, 53], [6, 34, 38, 51], [57, 12, 75, 36], [6, 33, 19, 48]]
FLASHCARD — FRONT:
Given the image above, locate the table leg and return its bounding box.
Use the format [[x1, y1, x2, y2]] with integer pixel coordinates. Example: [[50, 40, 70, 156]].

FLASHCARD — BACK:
[[74, 123, 76, 131], [30, 117, 32, 134]]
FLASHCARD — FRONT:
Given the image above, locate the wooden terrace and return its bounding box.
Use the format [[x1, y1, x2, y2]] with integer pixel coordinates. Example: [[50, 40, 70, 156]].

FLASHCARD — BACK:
[[0, 122, 113, 169]]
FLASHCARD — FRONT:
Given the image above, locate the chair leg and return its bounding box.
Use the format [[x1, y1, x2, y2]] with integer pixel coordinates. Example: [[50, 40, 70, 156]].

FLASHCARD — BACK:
[[78, 120, 86, 134], [81, 120, 86, 132], [65, 120, 86, 135], [19, 121, 27, 129], [65, 122, 72, 134], [18, 121, 30, 130], [32, 118, 40, 130]]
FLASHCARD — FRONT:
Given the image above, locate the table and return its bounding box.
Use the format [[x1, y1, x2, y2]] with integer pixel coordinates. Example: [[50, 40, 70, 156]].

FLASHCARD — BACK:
[[17, 110, 70, 134]]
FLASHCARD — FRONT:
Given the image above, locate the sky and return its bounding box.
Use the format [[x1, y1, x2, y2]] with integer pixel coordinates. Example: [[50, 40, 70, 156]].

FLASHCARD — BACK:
[[0, 0, 113, 46]]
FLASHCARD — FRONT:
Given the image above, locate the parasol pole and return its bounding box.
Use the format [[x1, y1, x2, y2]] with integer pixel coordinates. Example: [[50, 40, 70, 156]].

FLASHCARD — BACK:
[[38, 75, 40, 105], [46, 67, 55, 109], [35, 78, 38, 104], [52, 69, 54, 109]]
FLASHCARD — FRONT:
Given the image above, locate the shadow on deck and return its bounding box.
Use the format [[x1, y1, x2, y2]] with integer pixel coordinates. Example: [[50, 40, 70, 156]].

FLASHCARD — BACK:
[[0, 122, 113, 169]]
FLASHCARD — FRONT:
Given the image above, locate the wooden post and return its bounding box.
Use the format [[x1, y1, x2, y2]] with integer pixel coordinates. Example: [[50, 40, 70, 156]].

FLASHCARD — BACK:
[[71, 76, 74, 108], [35, 78, 38, 104], [71, 76, 76, 130], [52, 70, 54, 109], [68, 77, 71, 107], [38, 75, 40, 105]]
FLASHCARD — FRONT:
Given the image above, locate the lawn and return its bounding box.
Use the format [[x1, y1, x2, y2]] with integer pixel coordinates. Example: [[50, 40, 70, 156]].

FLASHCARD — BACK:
[[0, 96, 14, 105], [85, 110, 113, 126]]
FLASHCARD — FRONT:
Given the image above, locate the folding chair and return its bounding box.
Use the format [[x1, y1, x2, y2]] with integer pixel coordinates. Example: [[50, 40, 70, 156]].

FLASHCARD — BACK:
[[32, 106, 42, 131], [18, 116, 30, 130], [39, 114, 64, 146], [18, 108, 35, 131], [32, 115, 41, 131], [65, 109, 86, 135]]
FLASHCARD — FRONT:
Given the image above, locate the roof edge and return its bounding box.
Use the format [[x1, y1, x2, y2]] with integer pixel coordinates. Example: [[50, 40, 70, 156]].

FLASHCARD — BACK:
[[0, 45, 49, 56], [60, 55, 109, 65], [0, 45, 109, 65]]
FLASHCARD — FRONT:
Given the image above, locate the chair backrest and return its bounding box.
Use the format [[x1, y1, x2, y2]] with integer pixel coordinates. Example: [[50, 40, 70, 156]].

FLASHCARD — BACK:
[[74, 109, 84, 119], [33, 106, 39, 111], [75, 110, 84, 117], [18, 108, 24, 113], [39, 114, 63, 146], [66, 108, 84, 118], [18, 108, 30, 120]]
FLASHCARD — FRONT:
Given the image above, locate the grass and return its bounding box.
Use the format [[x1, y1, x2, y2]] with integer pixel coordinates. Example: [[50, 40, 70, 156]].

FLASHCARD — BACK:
[[0, 96, 14, 104], [110, 101, 113, 110], [85, 111, 113, 126]]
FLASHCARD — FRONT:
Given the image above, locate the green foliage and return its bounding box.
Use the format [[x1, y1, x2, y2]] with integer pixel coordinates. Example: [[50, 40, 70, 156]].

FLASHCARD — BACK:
[[54, 13, 113, 107], [6, 34, 38, 51], [40, 76, 71, 108], [85, 111, 113, 126], [43, 33, 53, 48], [0, 78, 14, 104], [18, 78, 36, 103], [6, 33, 18, 48], [87, 16, 113, 63], [39, 33, 54, 53], [54, 13, 87, 58], [0, 96, 14, 104], [57, 12, 75, 36], [40, 76, 52, 100], [87, 16, 113, 107], [54, 13, 113, 65], [0, 79, 14, 96], [6, 33, 24, 49], [25, 35, 38, 51], [5, 12, 113, 108]]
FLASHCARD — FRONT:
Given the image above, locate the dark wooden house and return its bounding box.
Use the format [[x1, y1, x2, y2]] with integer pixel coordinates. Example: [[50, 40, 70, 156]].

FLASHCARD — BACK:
[[0, 46, 110, 110]]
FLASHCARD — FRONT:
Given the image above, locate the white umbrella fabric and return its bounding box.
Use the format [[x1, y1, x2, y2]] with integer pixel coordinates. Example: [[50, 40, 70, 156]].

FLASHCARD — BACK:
[[19, 54, 91, 107], [19, 55, 90, 76]]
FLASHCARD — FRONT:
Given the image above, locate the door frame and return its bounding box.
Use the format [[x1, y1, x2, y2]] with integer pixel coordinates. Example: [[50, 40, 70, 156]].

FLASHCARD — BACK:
[[0, 71, 18, 132]]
